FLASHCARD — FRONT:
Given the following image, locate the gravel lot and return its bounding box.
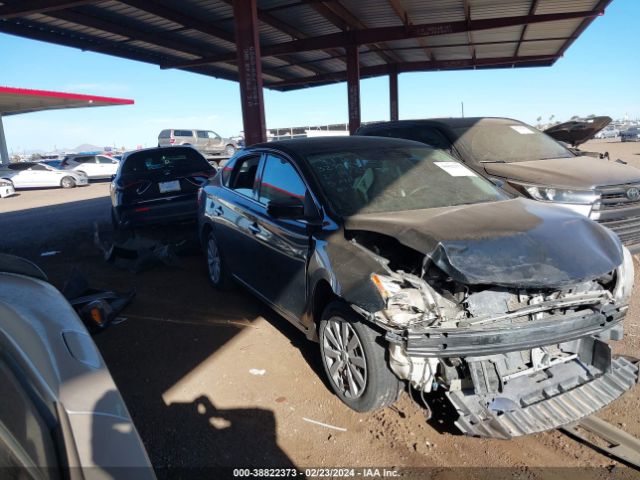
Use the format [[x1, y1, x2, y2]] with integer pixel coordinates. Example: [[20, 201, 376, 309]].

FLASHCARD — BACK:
[[1, 145, 640, 478]]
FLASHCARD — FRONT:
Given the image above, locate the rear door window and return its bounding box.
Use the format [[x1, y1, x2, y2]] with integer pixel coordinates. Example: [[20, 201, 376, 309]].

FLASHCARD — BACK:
[[158, 130, 170, 139], [197, 131, 208, 139], [370, 126, 452, 150], [97, 156, 114, 164], [229, 155, 261, 198], [257, 154, 307, 205], [173, 130, 193, 137]]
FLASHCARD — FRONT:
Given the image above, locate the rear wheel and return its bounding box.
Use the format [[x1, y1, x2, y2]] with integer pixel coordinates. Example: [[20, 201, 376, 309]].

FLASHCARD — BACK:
[[319, 301, 402, 412], [224, 144, 236, 157], [61, 176, 76, 188], [206, 229, 232, 289]]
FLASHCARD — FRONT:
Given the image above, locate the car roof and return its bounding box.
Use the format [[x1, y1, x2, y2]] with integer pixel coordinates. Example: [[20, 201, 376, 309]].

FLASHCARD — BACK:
[[248, 135, 430, 158], [359, 117, 526, 131], [121, 145, 203, 160]]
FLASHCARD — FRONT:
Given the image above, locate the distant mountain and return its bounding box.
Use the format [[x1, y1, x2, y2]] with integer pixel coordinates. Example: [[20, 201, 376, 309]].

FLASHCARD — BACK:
[[73, 143, 102, 153]]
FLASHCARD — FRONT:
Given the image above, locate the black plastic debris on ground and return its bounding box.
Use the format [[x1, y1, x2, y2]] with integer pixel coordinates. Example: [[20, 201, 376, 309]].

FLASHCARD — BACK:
[[93, 222, 198, 273]]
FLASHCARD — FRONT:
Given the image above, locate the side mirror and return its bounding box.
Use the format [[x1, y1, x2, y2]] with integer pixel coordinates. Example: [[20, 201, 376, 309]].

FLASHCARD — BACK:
[[267, 198, 305, 219]]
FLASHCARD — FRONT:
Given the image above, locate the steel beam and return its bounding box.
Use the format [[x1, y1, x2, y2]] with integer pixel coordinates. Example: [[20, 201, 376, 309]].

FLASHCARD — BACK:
[[346, 44, 360, 135], [389, 66, 398, 121], [515, 0, 540, 57], [234, 0, 266, 145], [166, 10, 598, 70], [268, 54, 556, 89], [0, 115, 9, 165], [0, 0, 98, 19]]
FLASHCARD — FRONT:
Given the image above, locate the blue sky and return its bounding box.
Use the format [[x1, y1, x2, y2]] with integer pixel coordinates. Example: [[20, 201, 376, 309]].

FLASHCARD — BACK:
[[1, 0, 638, 153]]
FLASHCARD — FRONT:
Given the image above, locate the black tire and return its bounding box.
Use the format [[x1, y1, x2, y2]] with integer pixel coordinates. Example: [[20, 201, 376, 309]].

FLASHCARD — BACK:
[[205, 228, 232, 290], [319, 301, 402, 412], [60, 176, 76, 188], [224, 144, 236, 157]]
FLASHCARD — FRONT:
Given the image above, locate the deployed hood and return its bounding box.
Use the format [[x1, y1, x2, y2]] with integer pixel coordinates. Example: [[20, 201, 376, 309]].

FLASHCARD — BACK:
[[483, 156, 640, 189], [345, 198, 622, 288], [544, 116, 611, 146]]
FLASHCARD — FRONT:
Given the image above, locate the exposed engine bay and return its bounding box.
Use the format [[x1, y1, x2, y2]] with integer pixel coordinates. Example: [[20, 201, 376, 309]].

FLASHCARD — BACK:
[[346, 229, 638, 439]]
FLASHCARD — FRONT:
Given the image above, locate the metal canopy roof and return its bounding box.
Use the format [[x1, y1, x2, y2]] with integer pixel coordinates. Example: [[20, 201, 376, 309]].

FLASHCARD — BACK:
[[0, 0, 611, 91], [0, 86, 134, 115]]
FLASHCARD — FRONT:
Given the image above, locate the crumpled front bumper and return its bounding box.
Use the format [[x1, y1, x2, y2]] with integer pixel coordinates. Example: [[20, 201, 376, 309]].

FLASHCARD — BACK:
[[447, 356, 639, 439]]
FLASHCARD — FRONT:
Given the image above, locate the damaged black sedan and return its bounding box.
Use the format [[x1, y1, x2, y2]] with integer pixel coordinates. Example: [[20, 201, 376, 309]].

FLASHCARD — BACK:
[[198, 137, 637, 439]]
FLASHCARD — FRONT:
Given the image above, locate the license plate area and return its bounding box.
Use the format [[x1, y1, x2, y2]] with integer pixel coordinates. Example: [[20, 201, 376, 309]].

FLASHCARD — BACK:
[[158, 180, 181, 193]]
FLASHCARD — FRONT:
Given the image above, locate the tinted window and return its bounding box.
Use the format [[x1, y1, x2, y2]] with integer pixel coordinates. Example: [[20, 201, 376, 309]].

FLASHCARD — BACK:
[[173, 130, 193, 137], [158, 130, 170, 139], [452, 122, 572, 163], [258, 155, 307, 205], [8, 163, 31, 171], [367, 125, 451, 150], [197, 131, 208, 138], [31, 164, 47, 171], [207, 131, 220, 139], [73, 156, 94, 164], [307, 146, 508, 216], [121, 149, 212, 176], [97, 156, 114, 164], [229, 155, 260, 197]]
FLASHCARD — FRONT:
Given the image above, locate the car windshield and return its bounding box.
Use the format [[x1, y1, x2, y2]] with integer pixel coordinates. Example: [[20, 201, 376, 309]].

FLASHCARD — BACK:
[[306, 146, 508, 216], [121, 149, 213, 176], [452, 123, 573, 163]]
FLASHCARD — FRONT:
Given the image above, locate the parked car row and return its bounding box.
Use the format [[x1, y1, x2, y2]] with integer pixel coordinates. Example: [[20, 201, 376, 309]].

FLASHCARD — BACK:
[[621, 126, 640, 142], [0, 161, 89, 189]]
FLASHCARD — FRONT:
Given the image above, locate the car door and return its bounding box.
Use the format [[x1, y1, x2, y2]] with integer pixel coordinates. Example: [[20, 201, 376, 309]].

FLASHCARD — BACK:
[[29, 163, 55, 186], [6, 165, 33, 187], [97, 155, 118, 178], [211, 153, 264, 285], [196, 131, 210, 153], [73, 156, 98, 178], [250, 153, 313, 320], [208, 131, 224, 154]]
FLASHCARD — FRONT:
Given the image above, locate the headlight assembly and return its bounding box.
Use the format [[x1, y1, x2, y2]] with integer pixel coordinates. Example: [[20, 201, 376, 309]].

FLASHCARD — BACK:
[[518, 184, 599, 204], [371, 274, 427, 327], [613, 246, 635, 304]]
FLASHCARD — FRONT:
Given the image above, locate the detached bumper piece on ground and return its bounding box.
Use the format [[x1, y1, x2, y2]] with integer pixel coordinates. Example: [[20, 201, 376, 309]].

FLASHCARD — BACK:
[[448, 355, 639, 439]]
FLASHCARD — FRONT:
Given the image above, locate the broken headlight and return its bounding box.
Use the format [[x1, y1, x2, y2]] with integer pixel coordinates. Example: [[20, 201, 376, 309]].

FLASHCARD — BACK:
[[371, 274, 427, 327], [613, 246, 635, 303]]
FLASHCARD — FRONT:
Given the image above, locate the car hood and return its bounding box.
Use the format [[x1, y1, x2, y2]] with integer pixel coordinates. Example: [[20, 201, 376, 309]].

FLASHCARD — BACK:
[[544, 116, 611, 146], [344, 198, 622, 288], [483, 156, 640, 189]]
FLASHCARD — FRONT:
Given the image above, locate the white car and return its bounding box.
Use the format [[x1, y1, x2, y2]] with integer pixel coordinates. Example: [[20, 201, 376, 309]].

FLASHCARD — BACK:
[[60, 154, 119, 180], [0, 178, 16, 197], [0, 162, 88, 189]]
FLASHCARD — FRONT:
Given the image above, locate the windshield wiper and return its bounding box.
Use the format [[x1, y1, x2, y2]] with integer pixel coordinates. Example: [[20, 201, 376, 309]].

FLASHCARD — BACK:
[[479, 160, 506, 163]]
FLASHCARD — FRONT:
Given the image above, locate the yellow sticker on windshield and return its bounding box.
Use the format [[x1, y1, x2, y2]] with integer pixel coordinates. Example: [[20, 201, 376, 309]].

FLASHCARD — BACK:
[[434, 162, 477, 177]]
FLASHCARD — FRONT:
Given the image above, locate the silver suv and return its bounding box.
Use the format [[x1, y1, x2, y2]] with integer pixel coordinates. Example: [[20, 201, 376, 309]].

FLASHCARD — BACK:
[[158, 129, 241, 157]]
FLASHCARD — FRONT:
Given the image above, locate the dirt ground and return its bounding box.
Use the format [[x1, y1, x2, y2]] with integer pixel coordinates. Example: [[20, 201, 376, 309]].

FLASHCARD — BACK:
[[1, 150, 640, 478]]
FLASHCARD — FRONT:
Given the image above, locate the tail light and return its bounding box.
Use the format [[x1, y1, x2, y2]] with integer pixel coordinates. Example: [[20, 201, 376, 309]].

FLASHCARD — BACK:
[[169, 138, 176, 144]]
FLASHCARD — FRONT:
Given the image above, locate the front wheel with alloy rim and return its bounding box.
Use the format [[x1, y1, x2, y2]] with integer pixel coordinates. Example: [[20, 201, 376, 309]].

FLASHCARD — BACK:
[[60, 176, 76, 188], [205, 229, 232, 289], [319, 301, 402, 412]]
